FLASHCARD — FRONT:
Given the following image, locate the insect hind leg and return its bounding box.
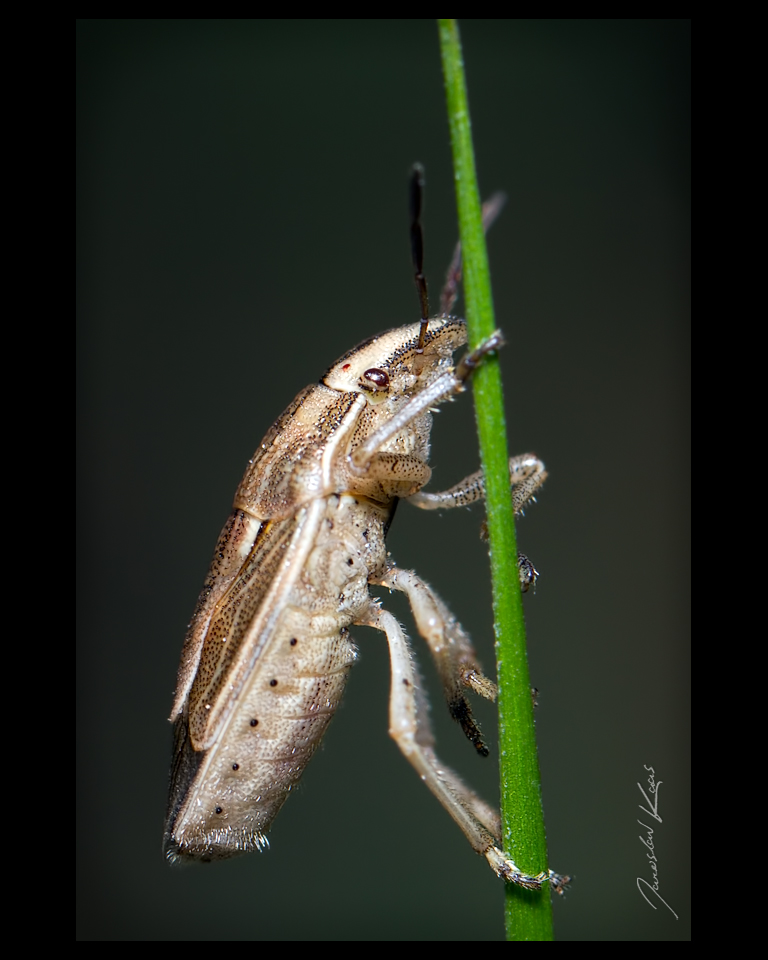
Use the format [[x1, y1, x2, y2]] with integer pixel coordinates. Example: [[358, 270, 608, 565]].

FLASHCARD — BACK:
[[362, 602, 560, 890]]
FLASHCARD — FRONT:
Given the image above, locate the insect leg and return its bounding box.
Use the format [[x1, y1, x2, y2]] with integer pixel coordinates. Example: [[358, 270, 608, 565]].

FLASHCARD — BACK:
[[406, 454, 546, 514], [352, 332, 505, 474], [406, 454, 546, 591], [362, 602, 563, 891], [516, 553, 539, 594], [374, 566, 496, 755], [346, 451, 432, 502]]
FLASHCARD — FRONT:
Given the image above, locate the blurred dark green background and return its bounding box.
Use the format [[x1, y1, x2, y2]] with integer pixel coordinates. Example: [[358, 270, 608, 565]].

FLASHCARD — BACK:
[[77, 20, 690, 941]]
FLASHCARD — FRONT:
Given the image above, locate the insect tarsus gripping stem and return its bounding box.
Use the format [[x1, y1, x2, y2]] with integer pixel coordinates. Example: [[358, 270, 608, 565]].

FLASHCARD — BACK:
[[363, 598, 569, 895], [456, 330, 506, 381]]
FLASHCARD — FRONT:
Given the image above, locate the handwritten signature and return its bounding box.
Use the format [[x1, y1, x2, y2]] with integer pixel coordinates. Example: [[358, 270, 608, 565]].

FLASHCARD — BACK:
[[636, 764, 678, 919]]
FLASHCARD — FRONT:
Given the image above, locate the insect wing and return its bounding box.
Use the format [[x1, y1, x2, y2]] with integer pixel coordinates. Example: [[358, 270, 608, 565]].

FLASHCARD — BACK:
[[165, 500, 328, 862], [191, 506, 326, 748]]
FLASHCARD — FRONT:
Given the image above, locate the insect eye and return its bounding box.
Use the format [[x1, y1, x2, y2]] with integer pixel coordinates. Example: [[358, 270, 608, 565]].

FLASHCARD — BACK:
[[361, 368, 390, 392]]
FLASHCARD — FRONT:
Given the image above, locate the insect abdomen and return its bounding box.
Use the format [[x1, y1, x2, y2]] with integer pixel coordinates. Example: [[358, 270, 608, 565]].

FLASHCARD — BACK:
[[164, 494, 388, 863], [166, 629, 356, 863]]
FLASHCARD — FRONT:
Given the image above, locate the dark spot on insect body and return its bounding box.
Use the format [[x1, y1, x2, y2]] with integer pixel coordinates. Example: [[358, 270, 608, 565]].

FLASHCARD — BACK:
[[402, 678, 410, 686], [347, 558, 354, 566], [269, 679, 278, 687], [250, 718, 259, 727], [232, 763, 239, 771], [215, 806, 223, 814], [362, 529, 369, 539], [290, 638, 298, 646]]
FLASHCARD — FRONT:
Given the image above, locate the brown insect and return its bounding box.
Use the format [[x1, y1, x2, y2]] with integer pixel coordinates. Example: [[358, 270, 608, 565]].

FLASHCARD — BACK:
[[164, 167, 567, 893]]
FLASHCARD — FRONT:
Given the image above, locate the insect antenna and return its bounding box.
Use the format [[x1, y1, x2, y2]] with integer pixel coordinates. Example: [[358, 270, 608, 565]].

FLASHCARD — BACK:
[[409, 163, 430, 351], [439, 191, 507, 316]]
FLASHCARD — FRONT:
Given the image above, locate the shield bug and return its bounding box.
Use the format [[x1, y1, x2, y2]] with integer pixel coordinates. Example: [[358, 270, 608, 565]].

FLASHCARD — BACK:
[[164, 166, 567, 893]]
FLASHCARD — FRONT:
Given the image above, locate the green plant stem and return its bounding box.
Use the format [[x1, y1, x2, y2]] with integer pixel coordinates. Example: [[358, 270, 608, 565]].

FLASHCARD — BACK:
[[438, 19, 555, 942]]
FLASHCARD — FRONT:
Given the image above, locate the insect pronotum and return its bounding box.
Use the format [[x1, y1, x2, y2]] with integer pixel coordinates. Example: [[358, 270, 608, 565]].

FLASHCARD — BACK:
[[164, 166, 567, 893]]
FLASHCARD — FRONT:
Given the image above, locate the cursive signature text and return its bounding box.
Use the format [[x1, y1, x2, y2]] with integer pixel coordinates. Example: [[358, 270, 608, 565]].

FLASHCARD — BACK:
[[636, 765, 678, 919]]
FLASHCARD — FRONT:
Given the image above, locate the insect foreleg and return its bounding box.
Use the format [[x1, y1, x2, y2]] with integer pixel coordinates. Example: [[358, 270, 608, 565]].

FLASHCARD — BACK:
[[362, 602, 561, 890], [351, 372, 464, 473], [454, 329, 505, 381], [351, 330, 505, 474]]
